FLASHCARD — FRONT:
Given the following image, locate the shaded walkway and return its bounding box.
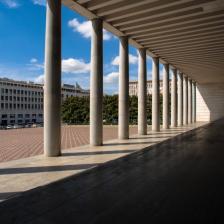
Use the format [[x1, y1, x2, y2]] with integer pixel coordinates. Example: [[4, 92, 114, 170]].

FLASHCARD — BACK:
[[1, 120, 224, 223]]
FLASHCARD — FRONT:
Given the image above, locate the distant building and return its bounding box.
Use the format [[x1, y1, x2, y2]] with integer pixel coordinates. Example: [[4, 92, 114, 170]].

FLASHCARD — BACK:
[[129, 80, 171, 96], [0, 78, 89, 125]]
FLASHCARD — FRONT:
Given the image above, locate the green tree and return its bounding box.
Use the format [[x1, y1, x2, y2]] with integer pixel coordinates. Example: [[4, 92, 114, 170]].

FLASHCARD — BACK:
[[61, 96, 89, 124], [61, 94, 165, 125]]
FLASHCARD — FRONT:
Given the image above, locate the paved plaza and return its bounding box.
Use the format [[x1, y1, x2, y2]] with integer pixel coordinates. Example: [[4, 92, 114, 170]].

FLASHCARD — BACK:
[[0, 126, 138, 162]]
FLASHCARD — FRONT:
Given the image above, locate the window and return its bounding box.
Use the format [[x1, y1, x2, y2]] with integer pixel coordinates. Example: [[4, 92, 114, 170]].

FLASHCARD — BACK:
[[18, 114, 23, 118], [25, 114, 30, 118], [10, 114, 15, 118], [2, 114, 7, 118]]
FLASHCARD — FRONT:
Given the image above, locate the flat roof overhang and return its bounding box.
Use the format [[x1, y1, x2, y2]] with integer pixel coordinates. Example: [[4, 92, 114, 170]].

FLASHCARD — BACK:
[[62, 0, 224, 83]]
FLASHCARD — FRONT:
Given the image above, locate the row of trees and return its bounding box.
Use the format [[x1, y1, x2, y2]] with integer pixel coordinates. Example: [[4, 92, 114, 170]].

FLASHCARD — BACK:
[[62, 95, 164, 125]]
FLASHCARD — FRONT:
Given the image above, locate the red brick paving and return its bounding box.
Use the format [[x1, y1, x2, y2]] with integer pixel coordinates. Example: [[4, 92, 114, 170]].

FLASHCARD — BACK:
[[0, 126, 138, 162]]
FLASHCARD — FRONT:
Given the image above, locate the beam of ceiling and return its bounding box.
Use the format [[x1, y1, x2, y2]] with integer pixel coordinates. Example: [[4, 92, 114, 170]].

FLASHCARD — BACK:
[[63, 0, 224, 84]]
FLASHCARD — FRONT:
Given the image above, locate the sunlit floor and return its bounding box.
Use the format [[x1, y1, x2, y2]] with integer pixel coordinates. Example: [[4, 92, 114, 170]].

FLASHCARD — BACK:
[[0, 122, 206, 203]]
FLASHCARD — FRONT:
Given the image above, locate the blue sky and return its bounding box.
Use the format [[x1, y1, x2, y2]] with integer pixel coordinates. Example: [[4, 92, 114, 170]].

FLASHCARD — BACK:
[[0, 0, 164, 94]]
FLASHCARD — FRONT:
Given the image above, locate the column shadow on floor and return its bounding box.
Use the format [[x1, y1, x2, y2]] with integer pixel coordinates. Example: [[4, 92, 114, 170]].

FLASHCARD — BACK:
[[103, 141, 159, 146], [0, 192, 21, 201], [0, 163, 101, 175], [62, 149, 136, 157]]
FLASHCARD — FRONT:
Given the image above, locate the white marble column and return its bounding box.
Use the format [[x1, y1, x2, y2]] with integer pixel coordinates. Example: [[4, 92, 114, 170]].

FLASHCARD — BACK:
[[118, 36, 129, 139], [178, 72, 183, 126], [163, 63, 169, 129], [152, 57, 160, 131], [44, 0, 61, 157], [188, 79, 193, 123], [192, 81, 197, 123], [183, 76, 188, 125], [90, 19, 103, 146], [138, 48, 147, 135], [171, 68, 177, 127]]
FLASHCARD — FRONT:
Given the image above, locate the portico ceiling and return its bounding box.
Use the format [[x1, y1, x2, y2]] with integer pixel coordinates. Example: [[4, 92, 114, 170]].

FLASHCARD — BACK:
[[63, 0, 224, 83]]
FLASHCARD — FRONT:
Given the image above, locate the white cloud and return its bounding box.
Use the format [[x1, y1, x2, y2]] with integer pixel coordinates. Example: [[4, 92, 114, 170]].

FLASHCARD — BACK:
[[68, 18, 112, 41], [27, 59, 44, 71], [111, 56, 119, 66], [0, 0, 19, 8], [104, 72, 119, 84], [62, 58, 90, 74], [27, 57, 90, 74], [30, 58, 38, 63], [34, 74, 44, 84], [111, 54, 138, 66], [32, 0, 45, 6], [129, 54, 138, 64]]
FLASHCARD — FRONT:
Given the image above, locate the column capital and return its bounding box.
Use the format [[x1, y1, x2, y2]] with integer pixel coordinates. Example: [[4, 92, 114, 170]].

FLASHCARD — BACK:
[[138, 48, 146, 57], [119, 35, 129, 40], [163, 63, 169, 70], [152, 56, 159, 65], [91, 17, 102, 21], [160, 61, 169, 66]]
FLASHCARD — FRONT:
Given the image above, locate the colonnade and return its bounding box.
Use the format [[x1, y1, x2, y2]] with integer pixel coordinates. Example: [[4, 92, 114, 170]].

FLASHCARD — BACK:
[[43, 1, 197, 156]]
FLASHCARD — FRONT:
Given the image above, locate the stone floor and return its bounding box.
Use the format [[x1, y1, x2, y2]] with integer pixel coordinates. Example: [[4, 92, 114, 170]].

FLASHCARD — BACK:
[[1, 119, 222, 223], [0, 122, 205, 204], [0, 125, 138, 162]]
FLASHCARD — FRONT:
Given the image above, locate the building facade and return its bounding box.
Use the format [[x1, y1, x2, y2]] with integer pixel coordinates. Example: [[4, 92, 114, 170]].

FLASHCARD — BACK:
[[0, 78, 89, 126], [129, 80, 171, 96]]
